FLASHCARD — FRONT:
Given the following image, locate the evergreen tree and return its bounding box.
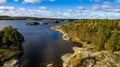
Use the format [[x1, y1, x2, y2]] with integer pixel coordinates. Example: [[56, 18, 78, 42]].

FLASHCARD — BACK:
[[0, 26, 24, 48]]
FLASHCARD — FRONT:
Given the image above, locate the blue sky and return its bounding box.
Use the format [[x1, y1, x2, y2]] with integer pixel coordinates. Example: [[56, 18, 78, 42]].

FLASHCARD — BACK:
[[0, 0, 120, 19]]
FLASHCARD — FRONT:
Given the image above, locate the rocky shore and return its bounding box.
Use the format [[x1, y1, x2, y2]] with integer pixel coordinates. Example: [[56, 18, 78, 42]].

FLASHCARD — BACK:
[[61, 47, 120, 67], [0, 26, 24, 67], [50, 26, 70, 41], [51, 26, 120, 67], [0, 52, 22, 67], [2, 58, 19, 67]]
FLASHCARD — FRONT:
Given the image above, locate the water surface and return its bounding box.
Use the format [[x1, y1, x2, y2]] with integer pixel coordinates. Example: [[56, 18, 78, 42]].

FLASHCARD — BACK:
[[0, 20, 74, 67]]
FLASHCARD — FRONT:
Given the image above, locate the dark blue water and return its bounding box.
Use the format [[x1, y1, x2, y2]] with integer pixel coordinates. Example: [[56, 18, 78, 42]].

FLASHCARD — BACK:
[[0, 20, 74, 67]]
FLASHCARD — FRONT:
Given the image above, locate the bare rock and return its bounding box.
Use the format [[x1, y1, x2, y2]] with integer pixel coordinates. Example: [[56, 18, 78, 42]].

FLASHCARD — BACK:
[[47, 63, 53, 67], [3, 59, 18, 67], [61, 47, 120, 67]]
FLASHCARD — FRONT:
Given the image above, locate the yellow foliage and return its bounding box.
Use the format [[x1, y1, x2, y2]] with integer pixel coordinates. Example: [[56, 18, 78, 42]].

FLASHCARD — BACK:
[[70, 55, 81, 67], [104, 43, 114, 51], [118, 22, 120, 27]]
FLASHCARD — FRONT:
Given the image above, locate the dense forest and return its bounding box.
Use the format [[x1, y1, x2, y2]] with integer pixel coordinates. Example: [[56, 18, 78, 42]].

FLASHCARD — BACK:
[[60, 19, 120, 51], [0, 26, 24, 62]]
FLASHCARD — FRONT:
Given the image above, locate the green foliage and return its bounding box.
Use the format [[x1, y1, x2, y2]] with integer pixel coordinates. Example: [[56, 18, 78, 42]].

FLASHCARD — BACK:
[[0, 26, 24, 62], [60, 19, 120, 51], [0, 26, 24, 48], [109, 62, 117, 67], [105, 30, 120, 51], [0, 48, 21, 61]]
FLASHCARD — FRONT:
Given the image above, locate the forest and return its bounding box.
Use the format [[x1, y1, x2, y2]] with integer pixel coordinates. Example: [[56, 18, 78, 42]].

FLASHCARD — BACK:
[[0, 26, 24, 62], [61, 19, 120, 51]]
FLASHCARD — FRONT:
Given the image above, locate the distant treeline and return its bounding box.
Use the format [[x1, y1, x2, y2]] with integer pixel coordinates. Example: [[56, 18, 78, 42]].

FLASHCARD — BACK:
[[0, 16, 78, 21], [0, 16, 47, 20]]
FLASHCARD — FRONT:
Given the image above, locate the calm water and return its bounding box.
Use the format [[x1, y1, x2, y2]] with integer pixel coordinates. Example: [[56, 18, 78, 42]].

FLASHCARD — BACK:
[[0, 20, 74, 67]]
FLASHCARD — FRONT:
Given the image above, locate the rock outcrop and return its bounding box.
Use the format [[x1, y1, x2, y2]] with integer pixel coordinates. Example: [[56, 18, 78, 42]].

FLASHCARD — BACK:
[[61, 47, 120, 67], [2, 59, 19, 67]]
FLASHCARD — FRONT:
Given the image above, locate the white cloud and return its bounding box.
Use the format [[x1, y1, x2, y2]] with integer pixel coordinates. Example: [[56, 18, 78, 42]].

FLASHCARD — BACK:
[[101, 5, 111, 11], [24, 0, 42, 3], [0, 6, 15, 11], [0, 6, 16, 16], [0, 10, 4, 14], [19, 8, 26, 11], [92, 5, 100, 10], [114, 8, 120, 12], [77, 7, 85, 10], [83, 10, 90, 13], [0, 0, 6, 4], [103, 1, 111, 5], [68, 9, 72, 13], [92, 4, 112, 11], [39, 6, 47, 10], [76, 10, 81, 13], [76, 6, 85, 13]]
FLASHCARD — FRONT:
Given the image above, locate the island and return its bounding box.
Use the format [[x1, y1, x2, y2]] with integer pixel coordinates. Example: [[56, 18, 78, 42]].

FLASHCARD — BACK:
[[0, 26, 24, 67], [26, 20, 60, 26], [51, 19, 120, 67]]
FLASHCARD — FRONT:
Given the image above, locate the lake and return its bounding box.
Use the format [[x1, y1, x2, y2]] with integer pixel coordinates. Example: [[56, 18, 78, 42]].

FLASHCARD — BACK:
[[0, 20, 74, 67]]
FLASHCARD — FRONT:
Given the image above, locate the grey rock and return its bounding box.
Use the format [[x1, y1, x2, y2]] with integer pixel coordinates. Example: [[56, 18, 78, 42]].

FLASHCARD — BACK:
[[61, 47, 120, 67], [2, 59, 18, 67]]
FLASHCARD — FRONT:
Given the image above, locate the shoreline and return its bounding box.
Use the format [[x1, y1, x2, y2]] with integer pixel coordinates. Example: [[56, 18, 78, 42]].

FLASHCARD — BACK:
[[51, 25, 120, 67], [0, 50, 23, 67], [61, 47, 120, 67], [2, 58, 19, 67], [50, 26, 70, 41]]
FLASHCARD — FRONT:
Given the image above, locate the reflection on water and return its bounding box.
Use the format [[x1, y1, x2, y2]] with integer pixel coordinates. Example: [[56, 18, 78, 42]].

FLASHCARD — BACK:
[[0, 20, 74, 67]]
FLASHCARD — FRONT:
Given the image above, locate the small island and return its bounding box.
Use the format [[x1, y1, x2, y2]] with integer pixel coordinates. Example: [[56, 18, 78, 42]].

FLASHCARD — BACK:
[[0, 26, 24, 67], [26, 20, 59, 26], [51, 19, 120, 67]]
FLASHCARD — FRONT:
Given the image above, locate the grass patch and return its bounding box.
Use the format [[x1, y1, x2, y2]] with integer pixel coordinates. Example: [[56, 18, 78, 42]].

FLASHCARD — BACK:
[[0, 48, 21, 61]]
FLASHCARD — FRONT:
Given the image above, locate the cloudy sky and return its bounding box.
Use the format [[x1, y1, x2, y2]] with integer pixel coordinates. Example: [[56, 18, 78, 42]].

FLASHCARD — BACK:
[[0, 0, 120, 19]]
